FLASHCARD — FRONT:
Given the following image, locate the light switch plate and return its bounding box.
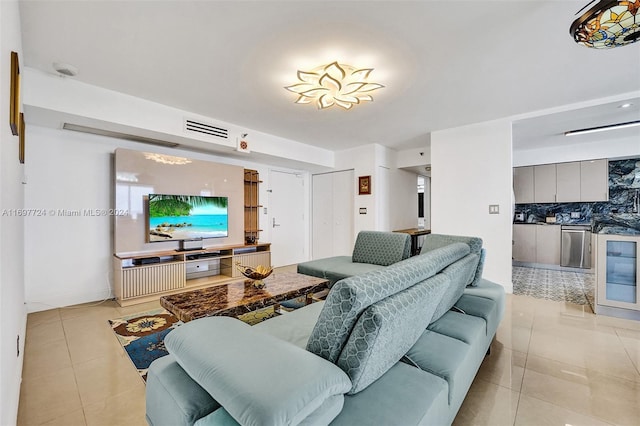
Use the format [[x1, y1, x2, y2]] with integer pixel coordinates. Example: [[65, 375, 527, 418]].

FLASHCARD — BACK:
[[489, 205, 500, 214]]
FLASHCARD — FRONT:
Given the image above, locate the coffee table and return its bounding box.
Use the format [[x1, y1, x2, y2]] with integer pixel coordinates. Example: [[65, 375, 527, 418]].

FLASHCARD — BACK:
[[160, 271, 329, 322]]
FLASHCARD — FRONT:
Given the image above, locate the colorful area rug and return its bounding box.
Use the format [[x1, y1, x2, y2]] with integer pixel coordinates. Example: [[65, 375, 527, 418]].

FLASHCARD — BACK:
[[512, 266, 595, 311], [109, 306, 278, 382]]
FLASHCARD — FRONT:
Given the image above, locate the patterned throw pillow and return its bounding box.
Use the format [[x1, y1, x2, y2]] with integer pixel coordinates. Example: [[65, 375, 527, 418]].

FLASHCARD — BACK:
[[306, 243, 470, 363], [351, 231, 411, 266], [337, 274, 449, 394], [420, 234, 484, 286]]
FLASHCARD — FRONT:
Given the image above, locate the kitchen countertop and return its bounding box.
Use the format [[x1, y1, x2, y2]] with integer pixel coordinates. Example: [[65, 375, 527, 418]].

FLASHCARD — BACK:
[[514, 218, 640, 235], [513, 222, 590, 226]]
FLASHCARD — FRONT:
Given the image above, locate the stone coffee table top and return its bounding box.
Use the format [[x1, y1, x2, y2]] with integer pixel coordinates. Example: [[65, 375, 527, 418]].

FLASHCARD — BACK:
[[160, 271, 329, 322]]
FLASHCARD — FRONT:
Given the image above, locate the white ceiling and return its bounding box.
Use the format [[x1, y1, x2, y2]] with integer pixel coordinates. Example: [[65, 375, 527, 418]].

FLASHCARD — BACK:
[[19, 1, 640, 152], [512, 97, 640, 151]]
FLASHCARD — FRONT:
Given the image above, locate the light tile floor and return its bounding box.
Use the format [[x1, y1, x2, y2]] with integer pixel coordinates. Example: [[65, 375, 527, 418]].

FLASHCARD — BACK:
[[18, 294, 640, 425]]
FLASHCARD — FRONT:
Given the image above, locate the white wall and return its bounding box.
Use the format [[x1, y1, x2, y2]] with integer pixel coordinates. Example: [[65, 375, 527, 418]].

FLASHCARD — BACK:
[[23, 67, 334, 170], [513, 135, 640, 166], [335, 145, 378, 236], [0, 1, 26, 424], [431, 120, 513, 292], [333, 144, 419, 237], [23, 125, 306, 312], [397, 146, 431, 169], [388, 167, 419, 231]]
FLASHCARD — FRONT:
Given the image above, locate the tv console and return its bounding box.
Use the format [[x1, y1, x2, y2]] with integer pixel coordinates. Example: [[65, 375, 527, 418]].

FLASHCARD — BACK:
[[113, 242, 271, 306]]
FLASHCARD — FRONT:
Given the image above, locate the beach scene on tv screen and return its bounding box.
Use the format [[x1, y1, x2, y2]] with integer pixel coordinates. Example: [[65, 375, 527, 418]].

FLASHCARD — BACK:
[[148, 195, 228, 241]]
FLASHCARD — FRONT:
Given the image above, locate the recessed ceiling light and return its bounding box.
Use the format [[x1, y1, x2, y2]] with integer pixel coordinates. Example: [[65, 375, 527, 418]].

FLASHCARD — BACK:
[[619, 103, 633, 108], [285, 61, 384, 110]]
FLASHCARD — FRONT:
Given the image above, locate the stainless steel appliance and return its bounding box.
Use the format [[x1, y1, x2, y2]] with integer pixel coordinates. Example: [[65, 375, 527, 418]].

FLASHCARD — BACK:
[[561, 225, 592, 268]]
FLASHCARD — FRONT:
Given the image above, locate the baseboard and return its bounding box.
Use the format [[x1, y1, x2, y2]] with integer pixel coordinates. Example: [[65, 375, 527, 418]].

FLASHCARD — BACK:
[[26, 288, 114, 313]]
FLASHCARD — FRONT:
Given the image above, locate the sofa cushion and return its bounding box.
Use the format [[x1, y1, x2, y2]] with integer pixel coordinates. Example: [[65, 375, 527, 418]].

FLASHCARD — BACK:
[[421, 234, 484, 286], [323, 263, 387, 286], [330, 362, 450, 426], [296, 257, 388, 287], [165, 317, 352, 426], [146, 354, 220, 426], [351, 231, 411, 266], [454, 294, 499, 335], [337, 273, 449, 394], [427, 310, 486, 346], [297, 256, 351, 280], [306, 243, 469, 363], [195, 395, 344, 426], [252, 300, 325, 348], [464, 277, 506, 318], [404, 330, 470, 403], [421, 234, 483, 257], [193, 408, 237, 426], [388, 241, 471, 277], [430, 253, 479, 323]]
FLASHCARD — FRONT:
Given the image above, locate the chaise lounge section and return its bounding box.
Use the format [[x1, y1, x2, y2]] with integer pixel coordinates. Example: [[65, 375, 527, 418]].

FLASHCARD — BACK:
[[297, 230, 412, 286], [146, 234, 505, 426]]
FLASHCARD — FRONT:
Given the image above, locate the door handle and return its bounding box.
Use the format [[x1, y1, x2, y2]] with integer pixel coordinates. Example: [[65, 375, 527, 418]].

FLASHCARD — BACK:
[[272, 218, 281, 228]]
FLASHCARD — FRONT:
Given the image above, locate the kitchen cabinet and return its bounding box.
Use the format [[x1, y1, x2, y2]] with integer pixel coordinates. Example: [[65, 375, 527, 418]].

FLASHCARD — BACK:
[[534, 164, 557, 203], [513, 224, 536, 262], [513, 224, 561, 265], [513, 166, 534, 204], [595, 234, 640, 320], [581, 159, 608, 202], [536, 225, 561, 265], [514, 159, 608, 204], [556, 162, 581, 202]]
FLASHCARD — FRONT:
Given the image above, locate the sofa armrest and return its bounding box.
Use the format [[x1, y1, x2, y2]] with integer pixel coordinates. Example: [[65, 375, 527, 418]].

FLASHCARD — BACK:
[[164, 317, 352, 426]]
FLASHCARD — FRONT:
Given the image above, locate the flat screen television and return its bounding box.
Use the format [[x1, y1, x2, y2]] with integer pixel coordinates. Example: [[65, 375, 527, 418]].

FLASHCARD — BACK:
[[147, 194, 228, 242]]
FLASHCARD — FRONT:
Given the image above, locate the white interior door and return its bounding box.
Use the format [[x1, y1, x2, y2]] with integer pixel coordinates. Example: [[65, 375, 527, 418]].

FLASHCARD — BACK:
[[312, 170, 354, 259], [312, 173, 334, 259], [330, 170, 354, 255], [269, 170, 306, 267]]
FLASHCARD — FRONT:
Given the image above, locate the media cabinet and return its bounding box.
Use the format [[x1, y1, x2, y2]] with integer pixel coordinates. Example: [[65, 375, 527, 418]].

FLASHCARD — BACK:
[[113, 243, 271, 306]]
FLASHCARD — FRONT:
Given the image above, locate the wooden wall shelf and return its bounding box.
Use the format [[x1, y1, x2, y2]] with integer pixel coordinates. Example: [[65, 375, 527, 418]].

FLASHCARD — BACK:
[[244, 169, 261, 244]]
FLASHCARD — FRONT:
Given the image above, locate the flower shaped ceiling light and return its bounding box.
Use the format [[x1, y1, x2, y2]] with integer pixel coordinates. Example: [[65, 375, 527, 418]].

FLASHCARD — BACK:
[[570, 0, 640, 48], [285, 61, 384, 110]]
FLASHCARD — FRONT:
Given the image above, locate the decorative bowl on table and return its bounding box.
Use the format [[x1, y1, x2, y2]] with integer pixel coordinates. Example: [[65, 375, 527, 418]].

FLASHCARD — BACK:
[[235, 262, 273, 288]]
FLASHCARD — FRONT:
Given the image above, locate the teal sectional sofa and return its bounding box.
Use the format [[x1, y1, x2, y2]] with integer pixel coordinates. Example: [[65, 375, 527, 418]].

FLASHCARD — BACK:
[[145, 234, 505, 426], [297, 230, 411, 286]]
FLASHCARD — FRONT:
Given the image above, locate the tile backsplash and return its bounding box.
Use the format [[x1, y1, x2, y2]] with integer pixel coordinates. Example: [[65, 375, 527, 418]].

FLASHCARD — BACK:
[[515, 158, 640, 234]]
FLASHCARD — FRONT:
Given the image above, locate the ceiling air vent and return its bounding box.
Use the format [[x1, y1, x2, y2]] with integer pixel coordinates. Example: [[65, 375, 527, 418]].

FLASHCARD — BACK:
[[184, 119, 228, 139]]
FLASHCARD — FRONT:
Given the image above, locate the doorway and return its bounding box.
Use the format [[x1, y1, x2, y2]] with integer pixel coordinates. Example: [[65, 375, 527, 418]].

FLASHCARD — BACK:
[[418, 174, 430, 230], [268, 170, 307, 267]]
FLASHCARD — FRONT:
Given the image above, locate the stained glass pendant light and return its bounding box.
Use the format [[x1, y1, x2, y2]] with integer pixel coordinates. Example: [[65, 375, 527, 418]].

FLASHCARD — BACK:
[[570, 0, 640, 48]]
